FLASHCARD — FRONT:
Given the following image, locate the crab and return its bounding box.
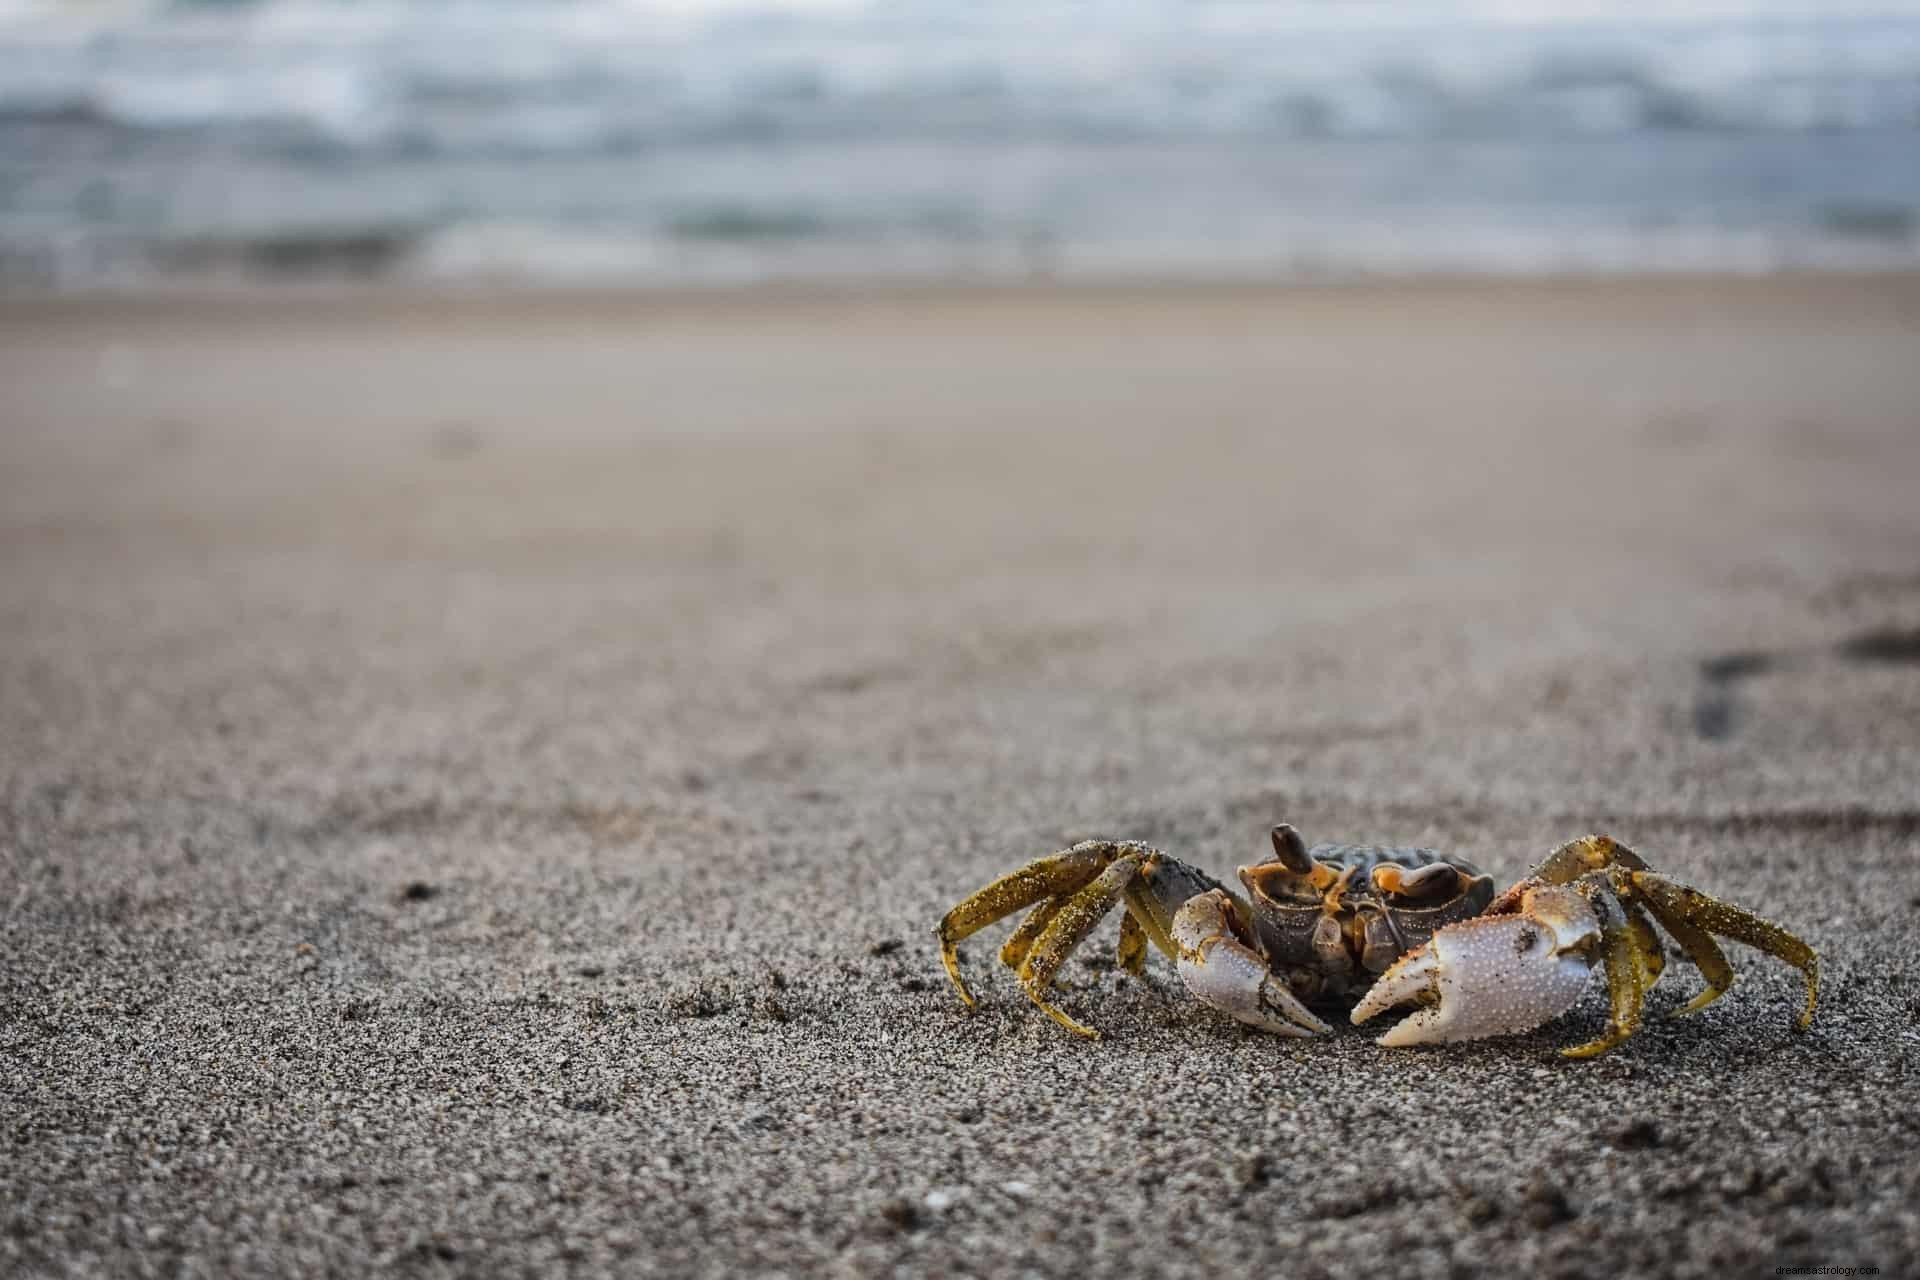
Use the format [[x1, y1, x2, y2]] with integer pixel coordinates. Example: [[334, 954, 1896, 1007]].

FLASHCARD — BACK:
[[934, 825, 1818, 1058]]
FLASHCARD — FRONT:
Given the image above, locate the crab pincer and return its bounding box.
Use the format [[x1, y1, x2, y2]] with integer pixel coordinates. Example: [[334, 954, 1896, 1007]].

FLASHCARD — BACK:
[[1170, 888, 1332, 1037], [1348, 884, 1601, 1047]]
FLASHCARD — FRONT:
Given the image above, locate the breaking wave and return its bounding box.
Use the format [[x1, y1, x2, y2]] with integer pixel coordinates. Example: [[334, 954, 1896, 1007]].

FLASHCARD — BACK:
[[2, 1, 1918, 289]]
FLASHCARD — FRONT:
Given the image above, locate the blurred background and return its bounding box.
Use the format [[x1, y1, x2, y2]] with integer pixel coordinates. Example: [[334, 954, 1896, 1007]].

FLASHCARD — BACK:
[[2, 0, 1918, 293]]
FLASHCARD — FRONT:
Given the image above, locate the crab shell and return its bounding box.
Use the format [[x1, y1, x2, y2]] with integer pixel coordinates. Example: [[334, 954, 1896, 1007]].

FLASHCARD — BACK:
[[1240, 842, 1495, 1003]]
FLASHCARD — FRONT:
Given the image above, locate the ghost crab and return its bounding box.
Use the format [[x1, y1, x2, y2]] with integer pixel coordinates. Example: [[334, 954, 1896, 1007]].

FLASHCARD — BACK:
[[934, 825, 1818, 1058]]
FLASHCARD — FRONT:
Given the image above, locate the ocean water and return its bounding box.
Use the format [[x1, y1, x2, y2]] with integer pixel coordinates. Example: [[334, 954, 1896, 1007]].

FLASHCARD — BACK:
[[1, 0, 1917, 291]]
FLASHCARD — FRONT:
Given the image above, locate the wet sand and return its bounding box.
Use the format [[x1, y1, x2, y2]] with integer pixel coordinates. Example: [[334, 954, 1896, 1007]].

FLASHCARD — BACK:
[[3, 275, 1919, 1277]]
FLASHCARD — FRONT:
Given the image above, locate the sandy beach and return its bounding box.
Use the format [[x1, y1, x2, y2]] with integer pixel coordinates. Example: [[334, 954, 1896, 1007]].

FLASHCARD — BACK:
[[3, 274, 1919, 1277]]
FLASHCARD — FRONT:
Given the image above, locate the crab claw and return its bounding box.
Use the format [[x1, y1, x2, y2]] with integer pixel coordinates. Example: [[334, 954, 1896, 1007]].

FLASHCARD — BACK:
[[1350, 884, 1601, 1046], [1173, 889, 1333, 1037]]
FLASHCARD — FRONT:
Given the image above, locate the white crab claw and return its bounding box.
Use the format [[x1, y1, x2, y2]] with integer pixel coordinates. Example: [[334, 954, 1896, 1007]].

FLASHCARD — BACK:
[[1351, 884, 1601, 1046], [1172, 889, 1333, 1037]]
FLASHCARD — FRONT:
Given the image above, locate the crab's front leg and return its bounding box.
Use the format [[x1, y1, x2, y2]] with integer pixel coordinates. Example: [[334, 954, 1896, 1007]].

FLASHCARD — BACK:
[[1349, 881, 1609, 1047], [1171, 889, 1332, 1037]]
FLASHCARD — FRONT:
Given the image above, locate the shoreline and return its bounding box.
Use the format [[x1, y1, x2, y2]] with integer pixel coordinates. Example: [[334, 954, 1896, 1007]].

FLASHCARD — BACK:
[[5, 265, 1919, 328]]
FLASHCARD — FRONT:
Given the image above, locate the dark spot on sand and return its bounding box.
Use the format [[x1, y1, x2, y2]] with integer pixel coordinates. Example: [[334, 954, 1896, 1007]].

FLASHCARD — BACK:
[[576, 964, 606, 978], [809, 667, 892, 695], [755, 970, 794, 1020], [1692, 649, 1786, 740], [1699, 651, 1777, 683], [868, 938, 904, 957], [1522, 1181, 1574, 1228], [1610, 1118, 1663, 1150], [951, 1104, 983, 1125], [896, 975, 930, 992], [1311, 1181, 1402, 1220], [1233, 1154, 1272, 1191], [338, 999, 378, 1022], [666, 982, 734, 1018], [1694, 687, 1742, 740], [428, 422, 484, 458], [400, 881, 437, 902], [875, 1198, 922, 1234], [1461, 1195, 1500, 1227], [1691, 692, 1736, 740], [1838, 626, 1920, 665]]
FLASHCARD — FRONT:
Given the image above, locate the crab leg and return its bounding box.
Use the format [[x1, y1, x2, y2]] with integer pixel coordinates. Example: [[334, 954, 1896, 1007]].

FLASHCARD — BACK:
[[935, 843, 1114, 1008], [1561, 899, 1664, 1059], [1533, 833, 1649, 884], [999, 897, 1070, 972], [1121, 875, 1186, 960], [1171, 888, 1332, 1037], [1116, 909, 1150, 977], [1630, 872, 1819, 1030], [1624, 901, 1666, 992], [1017, 853, 1150, 1038], [1350, 883, 1601, 1046], [1632, 892, 1736, 1019]]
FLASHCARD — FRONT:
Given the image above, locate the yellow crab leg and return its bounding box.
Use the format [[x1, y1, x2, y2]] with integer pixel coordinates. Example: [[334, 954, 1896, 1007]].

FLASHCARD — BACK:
[[1017, 853, 1149, 1039], [1630, 872, 1819, 1030], [1625, 899, 1666, 993], [1629, 883, 1736, 1019], [1534, 833, 1649, 885], [1561, 908, 1657, 1060], [999, 896, 1069, 972], [1121, 878, 1182, 961], [1116, 909, 1149, 977], [935, 843, 1115, 1008]]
